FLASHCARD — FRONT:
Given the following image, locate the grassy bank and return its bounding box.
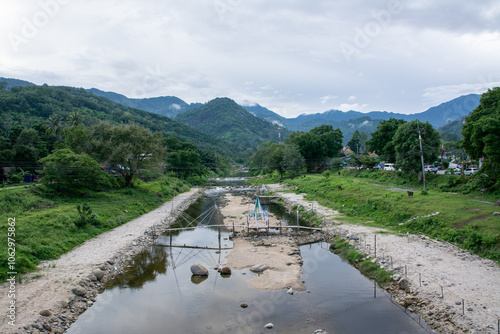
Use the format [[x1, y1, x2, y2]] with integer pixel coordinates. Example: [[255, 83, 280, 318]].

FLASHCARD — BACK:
[[329, 236, 393, 285], [254, 170, 500, 262], [0, 177, 189, 281]]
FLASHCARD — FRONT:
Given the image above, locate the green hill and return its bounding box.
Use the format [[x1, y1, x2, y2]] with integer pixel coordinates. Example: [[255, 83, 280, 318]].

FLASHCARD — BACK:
[[0, 84, 237, 158], [175, 97, 288, 156]]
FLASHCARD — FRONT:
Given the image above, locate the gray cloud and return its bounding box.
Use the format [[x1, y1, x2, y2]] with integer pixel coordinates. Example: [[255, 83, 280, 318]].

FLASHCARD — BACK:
[[0, 0, 498, 117]]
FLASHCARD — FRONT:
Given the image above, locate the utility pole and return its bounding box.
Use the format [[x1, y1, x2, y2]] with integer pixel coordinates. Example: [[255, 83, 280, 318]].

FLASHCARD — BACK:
[[417, 121, 427, 192]]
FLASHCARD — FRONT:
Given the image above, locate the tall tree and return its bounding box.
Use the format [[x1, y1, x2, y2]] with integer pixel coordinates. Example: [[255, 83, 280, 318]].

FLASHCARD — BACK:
[[90, 123, 165, 186], [393, 120, 441, 173], [281, 144, 306, 178], [46, 114, 64, 141], [367, 118, 406, 161], [287, 125, 343, 172], [462, 87, 500, 169]]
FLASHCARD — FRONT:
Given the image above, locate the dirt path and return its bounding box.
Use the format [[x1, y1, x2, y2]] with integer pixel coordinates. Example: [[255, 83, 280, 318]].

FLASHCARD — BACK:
[[269, 184, 500, 334], [0, 188, 202, 334]]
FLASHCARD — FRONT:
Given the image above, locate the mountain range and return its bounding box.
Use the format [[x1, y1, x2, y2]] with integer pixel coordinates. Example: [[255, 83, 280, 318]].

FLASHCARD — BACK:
[[1, 77, 480, 147]]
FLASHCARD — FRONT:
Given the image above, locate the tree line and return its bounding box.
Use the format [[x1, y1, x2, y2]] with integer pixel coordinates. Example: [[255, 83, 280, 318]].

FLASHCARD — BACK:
[[0, 115, 231, 191], [248, 88, 499, 191]]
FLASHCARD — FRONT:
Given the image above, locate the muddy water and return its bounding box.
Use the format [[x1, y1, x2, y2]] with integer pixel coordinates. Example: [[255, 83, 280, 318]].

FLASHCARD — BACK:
[[67, 188, 434, 334]]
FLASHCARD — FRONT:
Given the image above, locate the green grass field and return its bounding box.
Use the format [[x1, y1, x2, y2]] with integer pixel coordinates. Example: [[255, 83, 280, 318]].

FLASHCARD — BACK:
[[0, 177, 188, 281], [255, 170, 500, 262]]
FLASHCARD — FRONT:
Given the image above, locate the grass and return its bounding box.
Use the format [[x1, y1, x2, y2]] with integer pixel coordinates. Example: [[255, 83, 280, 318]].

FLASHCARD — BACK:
[[0, 177, 189, 281], [329, 236, 393, 285], [252, 170, 500, 262]]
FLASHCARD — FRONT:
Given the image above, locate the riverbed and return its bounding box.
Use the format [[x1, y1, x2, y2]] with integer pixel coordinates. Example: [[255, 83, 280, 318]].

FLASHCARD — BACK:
[[66, 187, 434, 334]]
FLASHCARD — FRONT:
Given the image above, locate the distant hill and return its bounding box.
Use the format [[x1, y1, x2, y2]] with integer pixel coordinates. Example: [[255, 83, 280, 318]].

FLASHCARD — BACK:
[[88, 88, 200, 118], [274, 94, 480, 132], [0, 84, 238, 158], [0, 77, 36, 89], [175, 98, 287, 156], [243, 104, 287, 127], [438, 117, 465, 142]]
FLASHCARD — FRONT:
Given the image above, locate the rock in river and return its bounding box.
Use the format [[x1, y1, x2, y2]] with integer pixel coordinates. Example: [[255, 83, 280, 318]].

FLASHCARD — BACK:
[[250, 264, 268, 273], [191, 263, 209, 276]]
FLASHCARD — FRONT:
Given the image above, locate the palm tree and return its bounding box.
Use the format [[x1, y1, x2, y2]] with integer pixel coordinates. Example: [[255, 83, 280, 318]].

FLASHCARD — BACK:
[[67, 111, 82, 127], [46, 114, 64, 141]]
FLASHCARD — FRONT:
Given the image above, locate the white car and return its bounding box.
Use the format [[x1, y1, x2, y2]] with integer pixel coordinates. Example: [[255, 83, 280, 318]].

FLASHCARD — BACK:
[[464, 168, 478, 176], [384, 163, 396, 171]]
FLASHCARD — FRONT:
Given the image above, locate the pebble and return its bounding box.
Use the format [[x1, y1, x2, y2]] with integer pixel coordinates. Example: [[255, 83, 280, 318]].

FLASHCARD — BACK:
[[265, 323, 274, 329]]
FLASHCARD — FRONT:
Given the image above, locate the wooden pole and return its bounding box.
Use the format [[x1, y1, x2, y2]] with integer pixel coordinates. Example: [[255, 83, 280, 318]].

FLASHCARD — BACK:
[[296, 210, 299, 233], [374, 235, 377, 258]]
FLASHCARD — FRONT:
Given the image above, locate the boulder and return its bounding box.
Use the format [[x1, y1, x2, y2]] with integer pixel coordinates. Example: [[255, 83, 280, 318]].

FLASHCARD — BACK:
[[39, 310, 51, 317], [265, 323, 274, 329], [92, 269, 105, 281], [190, 263, 209, 276], [250, 264, 268, 273], [398, 278, 411, 290], [220, 267, 232, 275], [72, 286, 86, 296], [240, 303, 248, 308], [287, 288, 294, 295]]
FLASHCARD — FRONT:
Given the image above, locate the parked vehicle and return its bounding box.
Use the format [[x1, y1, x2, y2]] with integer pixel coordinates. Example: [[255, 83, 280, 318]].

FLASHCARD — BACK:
[[464, 168, 478, 176], [423, 165, 437, 173], [384, 163, 396, 171]]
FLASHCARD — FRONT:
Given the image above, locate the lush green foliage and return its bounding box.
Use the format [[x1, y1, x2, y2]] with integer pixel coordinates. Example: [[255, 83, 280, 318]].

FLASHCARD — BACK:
[[0, 177, 189, 280], [346, 129, 368, 154], [462, 87, 500, 189], [38, 149, 114, 193], [393, 120, 441, 172], [287, 125, 343, 172], [367, 118, 407, 161], [261, 171, 500, 262], [175, 97, 286, 158], [0, 84, 236, 162]]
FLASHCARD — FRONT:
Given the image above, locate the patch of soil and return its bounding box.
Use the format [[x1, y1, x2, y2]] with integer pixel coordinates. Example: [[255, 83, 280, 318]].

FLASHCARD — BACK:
[[453, 214, 491, 229]]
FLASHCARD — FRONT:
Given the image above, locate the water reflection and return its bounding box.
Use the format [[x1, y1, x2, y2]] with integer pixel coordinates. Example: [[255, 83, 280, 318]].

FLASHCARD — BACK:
[[67, 187, 435, 334]]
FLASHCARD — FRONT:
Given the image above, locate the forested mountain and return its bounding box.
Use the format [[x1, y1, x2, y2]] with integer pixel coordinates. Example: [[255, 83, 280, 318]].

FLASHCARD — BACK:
[[0, 77, 36, 89], [273, 94, 481, 132], [438, 117, 465, 142], [175, 98, 287, 156], [0, 84, 238, 158], [243, 103, 287, 127], [87, 88, 201, 118]]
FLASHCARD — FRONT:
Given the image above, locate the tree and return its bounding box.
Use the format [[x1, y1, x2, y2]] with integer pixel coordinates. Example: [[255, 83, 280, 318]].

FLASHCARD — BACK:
[[347, 130, 363, 154], [393, 120, 441, 173], [89, 123, 165, 186], [38, 149, 113, 193], [166, 149, 206, 179], [46, 114, 64, 141], [462, 87, 500, 170], [287, 125, 343, 172], [281, 144, 305, 178], [367, 118, 407, 161], [67, 111, 83, 127]]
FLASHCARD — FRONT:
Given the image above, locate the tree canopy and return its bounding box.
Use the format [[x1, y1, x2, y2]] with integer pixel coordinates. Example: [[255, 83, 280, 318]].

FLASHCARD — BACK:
[[287, 125, 343, 172], [393, 120, 441, 172], [462, 87, 500, 165], [367, 118, 407, 161]]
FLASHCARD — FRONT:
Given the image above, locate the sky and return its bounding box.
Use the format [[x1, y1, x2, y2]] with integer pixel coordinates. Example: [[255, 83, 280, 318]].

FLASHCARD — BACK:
[[1, 0, 499, 118]]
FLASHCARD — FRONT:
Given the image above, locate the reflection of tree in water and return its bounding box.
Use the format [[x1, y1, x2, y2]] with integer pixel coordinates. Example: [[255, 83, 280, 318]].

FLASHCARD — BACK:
[[113, 246, 168, 290]]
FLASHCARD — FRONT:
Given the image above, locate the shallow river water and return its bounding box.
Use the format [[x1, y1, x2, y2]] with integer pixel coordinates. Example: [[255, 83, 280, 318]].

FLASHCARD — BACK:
[[67, 187, 434, 334]]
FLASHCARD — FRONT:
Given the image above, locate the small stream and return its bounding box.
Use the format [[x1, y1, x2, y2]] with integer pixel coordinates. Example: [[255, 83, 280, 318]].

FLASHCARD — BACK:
[[67, 182, 434, 334]]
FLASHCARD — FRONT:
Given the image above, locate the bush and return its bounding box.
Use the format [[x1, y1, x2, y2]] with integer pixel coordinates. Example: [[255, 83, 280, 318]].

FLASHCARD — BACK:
[[75, 203, 100, 227]]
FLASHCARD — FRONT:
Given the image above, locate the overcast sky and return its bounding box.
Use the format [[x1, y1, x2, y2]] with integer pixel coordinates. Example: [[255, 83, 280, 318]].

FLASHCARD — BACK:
[[1, 0, 499, 117]]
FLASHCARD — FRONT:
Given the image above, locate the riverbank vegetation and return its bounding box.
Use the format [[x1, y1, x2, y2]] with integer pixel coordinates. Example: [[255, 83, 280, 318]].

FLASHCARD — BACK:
[[254, 170, 500, 262], [0, 176, 188, 281]]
